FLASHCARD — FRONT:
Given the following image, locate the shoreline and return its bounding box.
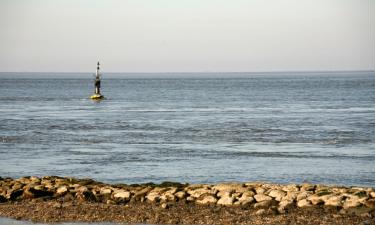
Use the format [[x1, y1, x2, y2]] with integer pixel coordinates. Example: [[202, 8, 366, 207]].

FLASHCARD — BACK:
[[1, 176, 374, 224]]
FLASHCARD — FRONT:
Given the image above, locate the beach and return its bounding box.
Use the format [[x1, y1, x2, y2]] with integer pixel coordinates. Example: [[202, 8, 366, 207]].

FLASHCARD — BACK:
[[1, 176, 374, 224]]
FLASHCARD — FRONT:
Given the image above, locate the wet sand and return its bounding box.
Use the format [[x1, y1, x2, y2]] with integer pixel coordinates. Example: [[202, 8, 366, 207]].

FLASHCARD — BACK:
[[0, 200, 373, 225]]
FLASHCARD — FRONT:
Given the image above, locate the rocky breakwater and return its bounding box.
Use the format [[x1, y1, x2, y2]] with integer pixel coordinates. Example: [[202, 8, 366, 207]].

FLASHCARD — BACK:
[[1, 176, 375, 223], [1, 176, 375, 216]]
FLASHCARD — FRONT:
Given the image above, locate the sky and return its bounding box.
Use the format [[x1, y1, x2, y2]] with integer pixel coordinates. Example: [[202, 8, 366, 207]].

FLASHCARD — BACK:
[[0, 0, 374, 73]]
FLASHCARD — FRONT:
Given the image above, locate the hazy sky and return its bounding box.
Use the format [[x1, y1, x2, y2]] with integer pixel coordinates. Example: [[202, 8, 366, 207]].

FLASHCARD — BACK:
[[1, 0, 374, 72]]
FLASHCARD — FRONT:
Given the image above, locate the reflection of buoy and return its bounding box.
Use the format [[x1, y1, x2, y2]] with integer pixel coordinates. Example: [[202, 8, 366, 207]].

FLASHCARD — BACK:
[[90, 61, 104, 100]]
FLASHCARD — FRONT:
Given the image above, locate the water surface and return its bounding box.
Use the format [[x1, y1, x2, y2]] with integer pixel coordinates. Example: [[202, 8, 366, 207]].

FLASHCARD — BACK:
[[0, 72, 374, 186]]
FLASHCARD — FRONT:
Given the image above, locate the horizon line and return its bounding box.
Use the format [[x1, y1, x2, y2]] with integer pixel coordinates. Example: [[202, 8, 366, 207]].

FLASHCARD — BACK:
[[1, 69, 375, 74]]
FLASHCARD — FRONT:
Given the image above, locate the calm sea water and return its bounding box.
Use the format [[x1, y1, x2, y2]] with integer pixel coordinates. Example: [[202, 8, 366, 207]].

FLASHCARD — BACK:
[[0, 72, 374, 187]]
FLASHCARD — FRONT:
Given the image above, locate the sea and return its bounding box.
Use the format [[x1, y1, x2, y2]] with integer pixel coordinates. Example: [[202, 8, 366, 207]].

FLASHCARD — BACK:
[[0, 71, 375, 188]]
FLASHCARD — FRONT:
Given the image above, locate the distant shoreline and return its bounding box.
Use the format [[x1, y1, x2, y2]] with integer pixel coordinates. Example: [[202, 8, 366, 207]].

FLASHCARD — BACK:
[[0, 176, 374, 224]]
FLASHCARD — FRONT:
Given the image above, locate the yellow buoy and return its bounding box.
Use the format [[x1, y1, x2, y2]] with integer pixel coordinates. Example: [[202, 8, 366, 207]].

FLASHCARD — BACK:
[[90, 94, 104, 100]]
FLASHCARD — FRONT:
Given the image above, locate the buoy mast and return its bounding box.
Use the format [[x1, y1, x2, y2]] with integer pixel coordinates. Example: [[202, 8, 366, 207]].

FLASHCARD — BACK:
[[90, 61, 104, 100]]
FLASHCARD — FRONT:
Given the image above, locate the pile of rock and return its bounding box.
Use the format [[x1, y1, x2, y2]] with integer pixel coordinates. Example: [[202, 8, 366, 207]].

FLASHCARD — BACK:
[[1, 176, 374, 216]]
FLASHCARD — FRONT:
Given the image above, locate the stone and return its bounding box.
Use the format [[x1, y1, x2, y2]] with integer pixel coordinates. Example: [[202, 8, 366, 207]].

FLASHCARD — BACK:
[[301, 183, 315, 192], [196, 195, 217, 204], [217, 195, 234, 205], [296, 191, 312, 201], [297, 199, 312, 208], [307, 195, 324, 205], [133, 187, 152, 200], [23, 186, 53, 199], [278, 200, 294, 213], [343, 196, 362, 209], [174, 191, 186, 199], [324, 195, 343, 207], [76, 191, 97, 202], [113, 191, 131, 200], [212, 183, 248, 193], [160, 192, 176, 202], [282, 191, 298, 202], [316, 189, 332, 196], [268, 190, 286, 201], [370, 192, 375, 198], [164, 187, 178, 195], [255, 187, 266, 194], [236, 192, 255, 205], [254, 194, 272, 202], [146, 192, 160, 202], [279, 200, 294, 209], [242, 191, 255, 197], [8, 189, 23, 200], [255, 209, 266, 215], [56, 186, 68, 195], [76, 186, 88, 193], [237, 197, 254, 206], [161, 203, 168, 209], [100, 188, 112, 195], [186, 196, 195, 202], [106, 199, 116, 204], [188, 188, 216, 198], [217, 191, 232, 198], [282, 184, 299, 192], [364, 199, 375, 208], [254, 200, 272, 209]]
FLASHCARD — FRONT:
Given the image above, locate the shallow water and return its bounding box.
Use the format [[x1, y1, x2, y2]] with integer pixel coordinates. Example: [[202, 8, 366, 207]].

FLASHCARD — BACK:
[[0, 72, 374, 186]]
